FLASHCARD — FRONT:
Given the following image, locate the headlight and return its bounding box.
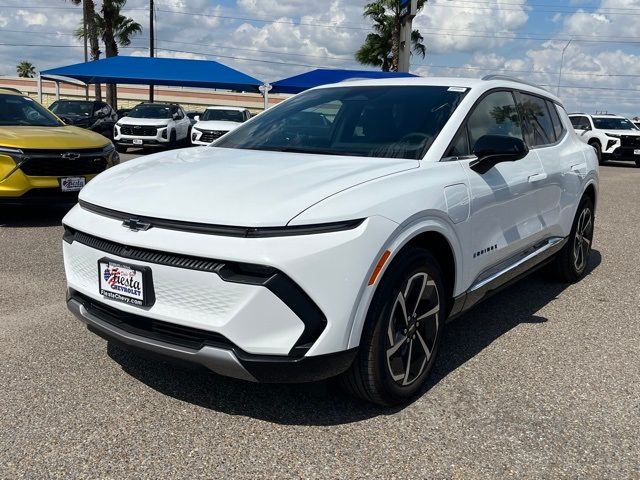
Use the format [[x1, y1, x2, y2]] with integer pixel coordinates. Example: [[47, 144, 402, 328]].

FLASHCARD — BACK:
[[606, 133, 621, 138], [0, 146, 25, 180]]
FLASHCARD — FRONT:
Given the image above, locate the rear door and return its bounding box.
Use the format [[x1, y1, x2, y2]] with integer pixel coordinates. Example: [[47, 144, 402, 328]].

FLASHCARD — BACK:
[[446, 90, 548, 286]]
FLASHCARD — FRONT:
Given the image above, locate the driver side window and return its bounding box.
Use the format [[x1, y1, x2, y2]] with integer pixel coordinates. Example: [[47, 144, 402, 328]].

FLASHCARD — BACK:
[[447, 91, 523, 157]]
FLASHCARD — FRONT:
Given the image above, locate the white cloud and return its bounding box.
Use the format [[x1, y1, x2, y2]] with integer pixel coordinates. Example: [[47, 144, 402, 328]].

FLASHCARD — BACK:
[[15, 10, 47, 27]]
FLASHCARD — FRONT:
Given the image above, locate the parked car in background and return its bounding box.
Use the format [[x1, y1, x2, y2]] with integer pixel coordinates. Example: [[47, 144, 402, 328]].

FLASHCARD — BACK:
[[191, 106, 251, 145], [116, 108, 131, 120], [0, 88, 119, 205], [569, 113, 640, 167], [50, 100, 118, 139], [186, 111, 201, 126], [113, 102, 191, 152], [62, 76, 598, 405]]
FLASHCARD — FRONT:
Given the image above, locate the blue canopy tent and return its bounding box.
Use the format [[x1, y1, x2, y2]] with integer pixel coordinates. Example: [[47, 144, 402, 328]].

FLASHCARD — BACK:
[[270, 68, 417, 95], [40, 55, 264, 105]]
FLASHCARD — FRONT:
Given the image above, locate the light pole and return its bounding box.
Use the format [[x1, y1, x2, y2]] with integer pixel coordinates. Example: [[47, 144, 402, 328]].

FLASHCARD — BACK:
[[557, 38, 572, 96], [149, 0, 155, 102], [83, 0, 89, 100]]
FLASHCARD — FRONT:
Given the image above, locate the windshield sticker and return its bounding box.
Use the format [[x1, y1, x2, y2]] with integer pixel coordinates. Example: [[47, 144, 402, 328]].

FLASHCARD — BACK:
[[448, 87, 467, 92]]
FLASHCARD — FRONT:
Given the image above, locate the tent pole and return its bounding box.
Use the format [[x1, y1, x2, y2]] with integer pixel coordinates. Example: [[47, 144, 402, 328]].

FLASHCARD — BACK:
[[55, 81, 60, 101], [261, 83, 271, 110], [37, 74, 43, 103]]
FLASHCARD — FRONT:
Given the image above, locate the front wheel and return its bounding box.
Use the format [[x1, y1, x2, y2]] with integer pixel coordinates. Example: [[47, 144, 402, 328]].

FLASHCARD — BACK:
[[635, 158, 640, 168], [590, 141, 603, 164], [340, 247, 446, 406], [552, 197, 594, 283], [115, 144, 127, 153], [168, 130, 177, 149]]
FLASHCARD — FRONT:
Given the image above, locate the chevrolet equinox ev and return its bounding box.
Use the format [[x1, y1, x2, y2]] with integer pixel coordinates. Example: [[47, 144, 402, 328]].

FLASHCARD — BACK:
[[62, 76, 598, 405]]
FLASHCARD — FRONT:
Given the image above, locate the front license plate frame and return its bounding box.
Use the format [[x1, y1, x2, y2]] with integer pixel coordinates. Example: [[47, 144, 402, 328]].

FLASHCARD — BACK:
[[132, 138, 143, 145], [98, 258, 155, 307], [60, 176, 86, 192], [634, 149, 640, 155]]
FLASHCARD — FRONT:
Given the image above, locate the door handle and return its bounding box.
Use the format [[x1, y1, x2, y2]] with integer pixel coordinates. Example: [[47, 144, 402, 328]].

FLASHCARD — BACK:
[[571, 163, 588, 176], [528, 172, 547, 183]]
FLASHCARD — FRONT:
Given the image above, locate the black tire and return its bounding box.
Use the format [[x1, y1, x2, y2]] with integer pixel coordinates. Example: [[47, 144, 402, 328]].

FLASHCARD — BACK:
[[168, 130, 177, 149], [589, 141, 604, 164], [340, 247, 447, 406], [115, 144, 127, 153], [635, 158, 640, 168], [552, 196, 595, 283]]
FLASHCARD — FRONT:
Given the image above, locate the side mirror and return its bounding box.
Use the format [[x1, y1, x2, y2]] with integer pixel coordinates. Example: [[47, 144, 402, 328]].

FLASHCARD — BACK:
[[96, 110, 106, 118], [470, 135, 528, 174], [194, 115, 200, 122], [584, 124, 591, 131]]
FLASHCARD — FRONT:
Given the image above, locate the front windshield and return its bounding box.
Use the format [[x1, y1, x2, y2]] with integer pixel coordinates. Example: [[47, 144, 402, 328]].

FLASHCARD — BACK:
[[50, 101, 93, 116], [201, 109, 245, 122], [128, 104, 172, 119], [215, 86, 467, 159], [0, 94, 63, 127], [593, 117, 638, 130]]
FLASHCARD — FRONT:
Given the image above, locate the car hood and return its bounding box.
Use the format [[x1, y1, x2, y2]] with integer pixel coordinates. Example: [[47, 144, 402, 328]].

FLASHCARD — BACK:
[[80, 147, 418, 226], [604, 129, 640, 136], [0, 125, 109, 149], [117, 117, 171, 126], [194, 120, 242, 132]]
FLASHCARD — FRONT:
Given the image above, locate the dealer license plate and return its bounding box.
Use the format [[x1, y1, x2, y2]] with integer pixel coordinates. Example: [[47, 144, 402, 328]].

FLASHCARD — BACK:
[[133, 138, 143, 145], [98, 259, 154, 307], [634, 149, 640, 155], [60, 176, 86, 192]]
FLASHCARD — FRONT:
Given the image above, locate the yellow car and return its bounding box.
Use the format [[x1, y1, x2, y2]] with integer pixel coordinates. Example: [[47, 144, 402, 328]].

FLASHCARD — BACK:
[[0, 88, 119, 205]]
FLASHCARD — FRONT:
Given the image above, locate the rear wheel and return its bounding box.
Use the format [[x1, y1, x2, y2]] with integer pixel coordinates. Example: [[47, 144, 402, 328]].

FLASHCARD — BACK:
[[552, 196, 594, 283], [340, 247, 446, 406]]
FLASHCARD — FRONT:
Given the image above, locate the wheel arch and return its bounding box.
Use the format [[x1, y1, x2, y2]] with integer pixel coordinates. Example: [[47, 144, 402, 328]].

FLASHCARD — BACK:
[[346, 216, 463, 350], [583, 181, 597, 212]]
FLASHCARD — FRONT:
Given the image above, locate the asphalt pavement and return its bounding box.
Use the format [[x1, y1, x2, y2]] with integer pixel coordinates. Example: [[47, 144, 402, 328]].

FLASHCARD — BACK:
[[1, 159, 639, 479]]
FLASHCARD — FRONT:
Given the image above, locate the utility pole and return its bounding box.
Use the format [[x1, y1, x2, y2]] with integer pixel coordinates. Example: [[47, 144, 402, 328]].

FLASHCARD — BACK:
[[557, 38, 572, 96], [398, 0, 417, 73], [83, 0, 89, 100], [149, 0, 155, 102]]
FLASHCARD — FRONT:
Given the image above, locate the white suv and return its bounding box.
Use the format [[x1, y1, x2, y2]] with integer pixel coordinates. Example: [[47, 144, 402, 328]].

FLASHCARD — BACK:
[[62, 76, 598, 405], [191, 106, 251, 145], [569, 113, 640, 167], [114, 102, 191, 152]]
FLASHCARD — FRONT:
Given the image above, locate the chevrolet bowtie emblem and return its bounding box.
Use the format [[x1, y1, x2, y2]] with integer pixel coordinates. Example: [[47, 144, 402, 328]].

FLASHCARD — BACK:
[[122, 218, 152, 232]]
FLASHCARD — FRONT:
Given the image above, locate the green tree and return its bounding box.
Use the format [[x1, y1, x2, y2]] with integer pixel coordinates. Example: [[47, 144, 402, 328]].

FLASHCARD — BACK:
[[75, 0, 142, 108], [16, 61, 36, 78], [356, 0, 427, 72], [70, 0, 102, 101]]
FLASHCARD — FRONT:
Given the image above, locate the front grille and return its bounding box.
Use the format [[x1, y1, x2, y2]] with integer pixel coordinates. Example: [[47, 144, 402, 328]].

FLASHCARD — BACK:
[[70, 229, 224, 273], [198, 130, 226, 143], [19, 149, 108, 176], [73, 292, 234, 350], [120, 125, 158, 136], [621, 136, 640, 148]]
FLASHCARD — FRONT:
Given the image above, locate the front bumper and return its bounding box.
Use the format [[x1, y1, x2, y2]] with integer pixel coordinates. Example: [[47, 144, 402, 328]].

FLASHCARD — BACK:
[[604, 146, 640, 160], [68, 289, 357, 383], [114, 125, 169, 147]]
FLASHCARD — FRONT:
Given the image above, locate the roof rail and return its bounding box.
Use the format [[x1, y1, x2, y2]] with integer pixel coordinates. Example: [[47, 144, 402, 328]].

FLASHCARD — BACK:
[[481, 74, 549, 93], [568, 113, 585, 115]]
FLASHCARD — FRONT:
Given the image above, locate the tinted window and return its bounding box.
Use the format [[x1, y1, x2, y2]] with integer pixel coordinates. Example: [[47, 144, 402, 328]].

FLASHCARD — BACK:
[[216, 86, 468, 160], [592, 117, 638, 130], [518, 93, 555, 146], [547, 101, 564, 141], [573, 116, 591, 130], [570, 116, 581, 128], [50, 100, 93, 116], [201, 109, 247, 123], [128, 104, 172, 119], [1, 94, 62, 127]]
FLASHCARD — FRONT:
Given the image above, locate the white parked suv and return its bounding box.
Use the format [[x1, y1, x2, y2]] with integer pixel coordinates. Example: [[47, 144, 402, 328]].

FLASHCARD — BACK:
[[62, 76, 598, 405], [191, 106, 251, 145], [568, 113, 640, 167], [114, 102, 191, 153]]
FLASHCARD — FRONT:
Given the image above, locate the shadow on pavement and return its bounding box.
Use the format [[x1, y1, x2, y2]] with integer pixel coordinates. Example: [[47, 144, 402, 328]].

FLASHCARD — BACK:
[[0, 204, 73, 228], [108, 251, 601, 426]]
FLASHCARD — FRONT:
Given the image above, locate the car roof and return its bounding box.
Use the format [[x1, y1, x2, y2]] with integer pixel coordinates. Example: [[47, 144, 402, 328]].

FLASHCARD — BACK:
[[0, 87, 23, 95], [204, 106, 248, 111], [313, 76, 562, 104]]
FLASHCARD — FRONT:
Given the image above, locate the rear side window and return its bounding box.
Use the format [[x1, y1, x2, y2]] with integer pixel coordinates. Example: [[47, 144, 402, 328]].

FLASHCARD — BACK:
[[547, 101, 565, 141], [518, 93, 555, 147]]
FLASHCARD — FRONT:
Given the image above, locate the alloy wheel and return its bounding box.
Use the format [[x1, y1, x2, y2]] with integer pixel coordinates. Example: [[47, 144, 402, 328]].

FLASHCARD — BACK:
[[386, 272, 440, 386], [573, 207, 593, 272]]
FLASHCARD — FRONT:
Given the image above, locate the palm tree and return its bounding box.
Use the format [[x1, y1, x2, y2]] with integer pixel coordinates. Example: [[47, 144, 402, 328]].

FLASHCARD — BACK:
[[99, 0, 142, 109], [70, 0, 102, 101], [16, 61, 36, 78], [356, 0, 427, 72]]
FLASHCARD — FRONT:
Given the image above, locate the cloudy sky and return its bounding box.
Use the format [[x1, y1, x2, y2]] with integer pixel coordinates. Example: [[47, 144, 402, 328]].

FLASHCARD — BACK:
[[1, 0, 640, 116]]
